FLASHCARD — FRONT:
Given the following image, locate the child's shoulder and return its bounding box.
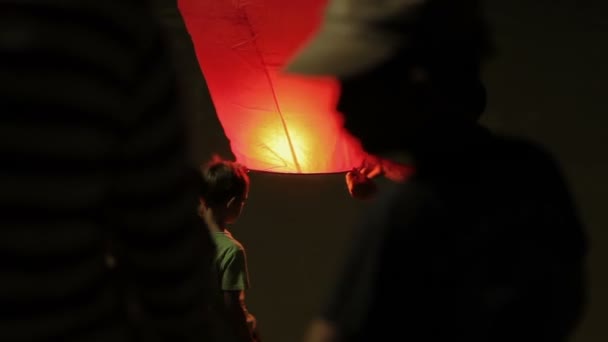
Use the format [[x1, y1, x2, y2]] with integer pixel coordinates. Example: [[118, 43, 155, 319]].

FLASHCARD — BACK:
[[213, 231, 245, 252]]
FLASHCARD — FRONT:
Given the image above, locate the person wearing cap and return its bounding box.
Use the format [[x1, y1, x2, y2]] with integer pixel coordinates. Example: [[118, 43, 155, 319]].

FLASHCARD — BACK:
[[286, 0, 588, 341]]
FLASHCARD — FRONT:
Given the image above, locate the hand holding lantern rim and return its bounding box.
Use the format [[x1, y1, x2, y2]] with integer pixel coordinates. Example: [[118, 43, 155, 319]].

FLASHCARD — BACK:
[[346, 156, 414, 200]]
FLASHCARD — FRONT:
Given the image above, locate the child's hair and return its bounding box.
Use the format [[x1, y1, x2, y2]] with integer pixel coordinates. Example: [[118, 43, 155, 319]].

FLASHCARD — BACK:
[[198, 155, 250, 207]]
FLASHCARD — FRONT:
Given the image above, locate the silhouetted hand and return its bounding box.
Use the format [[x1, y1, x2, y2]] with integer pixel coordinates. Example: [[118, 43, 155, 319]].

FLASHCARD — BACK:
[[346, 167, 379, 200], [346, 157, 414, 200], [303, 319, 338, 342], [252, 330, 262, 342]]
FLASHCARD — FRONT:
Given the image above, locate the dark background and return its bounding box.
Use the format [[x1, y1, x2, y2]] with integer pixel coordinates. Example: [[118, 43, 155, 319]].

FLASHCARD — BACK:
[[154, 1, 607, 341]]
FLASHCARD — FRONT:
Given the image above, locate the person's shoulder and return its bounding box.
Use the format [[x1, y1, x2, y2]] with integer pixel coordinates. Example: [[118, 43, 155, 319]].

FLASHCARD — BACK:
[[493, 133, 560, 166], [489, 132, 566, 182], [214, 232, 246, 253]]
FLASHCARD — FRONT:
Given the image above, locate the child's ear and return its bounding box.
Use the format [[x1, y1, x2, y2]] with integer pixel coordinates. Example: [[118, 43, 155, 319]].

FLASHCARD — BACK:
[[226, 196, 237, 209]]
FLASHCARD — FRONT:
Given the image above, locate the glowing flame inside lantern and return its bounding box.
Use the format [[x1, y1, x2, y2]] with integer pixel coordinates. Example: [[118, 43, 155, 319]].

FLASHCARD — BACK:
[[252, 115, 312, 173], [179, 0, 367, 174]]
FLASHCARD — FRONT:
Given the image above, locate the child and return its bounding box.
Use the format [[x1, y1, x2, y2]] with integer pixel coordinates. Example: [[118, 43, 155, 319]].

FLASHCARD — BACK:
[[198, 156, 260, 342]]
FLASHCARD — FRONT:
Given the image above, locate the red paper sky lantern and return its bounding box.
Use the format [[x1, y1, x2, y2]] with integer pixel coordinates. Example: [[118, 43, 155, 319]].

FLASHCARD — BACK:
[[178, 0, 367, 174]]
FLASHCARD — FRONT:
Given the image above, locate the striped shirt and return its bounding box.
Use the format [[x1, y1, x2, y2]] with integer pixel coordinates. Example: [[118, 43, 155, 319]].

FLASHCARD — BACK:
[[0, 1, 215, 341]]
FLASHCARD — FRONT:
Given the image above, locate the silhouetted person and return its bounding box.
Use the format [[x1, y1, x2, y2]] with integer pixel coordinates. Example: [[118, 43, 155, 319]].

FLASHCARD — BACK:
[[286, 0, 588, 341], [0, 2, 215, 341], [197, 157, 261, 342]]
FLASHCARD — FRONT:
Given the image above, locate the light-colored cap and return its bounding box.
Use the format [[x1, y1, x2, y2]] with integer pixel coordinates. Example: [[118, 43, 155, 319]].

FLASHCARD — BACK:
[[285, 0, 486, 78]]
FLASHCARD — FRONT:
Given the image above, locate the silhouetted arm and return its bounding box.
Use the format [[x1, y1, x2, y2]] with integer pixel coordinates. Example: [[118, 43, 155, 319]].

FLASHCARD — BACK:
[[220, 245, 258, 342], [308, 184, 436, 342], [224, 290, 257, 342]]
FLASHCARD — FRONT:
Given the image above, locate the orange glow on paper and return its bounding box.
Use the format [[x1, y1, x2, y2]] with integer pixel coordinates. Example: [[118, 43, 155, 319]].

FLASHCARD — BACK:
[[178, 0, 367, 174]]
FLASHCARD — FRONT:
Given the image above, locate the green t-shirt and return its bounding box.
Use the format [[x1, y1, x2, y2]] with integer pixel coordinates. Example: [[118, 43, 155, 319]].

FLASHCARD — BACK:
[[213, 231, 250, 291], [210, 231, 254, 342]]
